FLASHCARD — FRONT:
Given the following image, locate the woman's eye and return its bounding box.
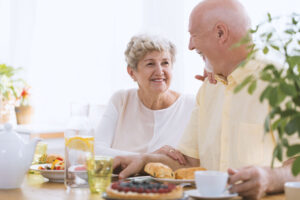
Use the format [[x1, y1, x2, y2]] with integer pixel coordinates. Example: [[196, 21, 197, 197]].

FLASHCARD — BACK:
[[162, 61, 169, 65], [147, 63, 154, 66]]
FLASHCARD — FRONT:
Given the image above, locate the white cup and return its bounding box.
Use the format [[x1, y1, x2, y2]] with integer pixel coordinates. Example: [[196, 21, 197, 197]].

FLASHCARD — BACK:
[[195, 171, 229, 196], [285, 182, 300, 200]]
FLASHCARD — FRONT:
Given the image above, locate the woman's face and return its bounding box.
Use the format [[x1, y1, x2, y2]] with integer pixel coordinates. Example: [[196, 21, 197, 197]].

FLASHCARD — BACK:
[[128, 51, 173, 95]]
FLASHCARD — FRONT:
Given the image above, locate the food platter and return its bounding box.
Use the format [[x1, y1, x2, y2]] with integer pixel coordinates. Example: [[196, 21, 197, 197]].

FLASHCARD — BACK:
[[152, 177, 194, 184], [30, 164, 64, 182]]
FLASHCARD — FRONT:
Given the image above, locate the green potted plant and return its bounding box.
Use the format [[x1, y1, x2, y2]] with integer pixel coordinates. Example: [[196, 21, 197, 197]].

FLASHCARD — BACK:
[[235, 13, 300, 175], [0, 64, 23, 124]]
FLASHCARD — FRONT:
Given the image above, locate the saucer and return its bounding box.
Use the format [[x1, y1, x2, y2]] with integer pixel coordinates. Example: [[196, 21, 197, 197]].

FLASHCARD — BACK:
[[185, 189, 238, 199]]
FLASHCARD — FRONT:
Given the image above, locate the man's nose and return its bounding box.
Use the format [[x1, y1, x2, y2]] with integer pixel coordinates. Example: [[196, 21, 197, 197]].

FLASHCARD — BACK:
[[188, 37, 195, 50]]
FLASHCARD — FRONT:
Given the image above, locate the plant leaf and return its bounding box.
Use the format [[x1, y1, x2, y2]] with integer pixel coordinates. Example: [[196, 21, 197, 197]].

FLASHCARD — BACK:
[[287, 144, 300, 157], [263, 46, 269, 54], [292, 17, 298, 25], [266, 32, 273, 42], [260, 86, 272, 102], [267, 13, 272, 22], [292, 157, 300, 176], [285, 29, 296, 35], [285, 115, 300, 135], [270, 45, 280, 51], [280, 82, 297, 96], [234, 75, 253, 93], [248, 80, 257, 94]]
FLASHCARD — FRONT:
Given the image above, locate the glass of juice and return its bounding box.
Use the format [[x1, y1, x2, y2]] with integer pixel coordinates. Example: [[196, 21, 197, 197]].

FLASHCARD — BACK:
[[32, 141, 47, 164], [87, 155, 113, 194]]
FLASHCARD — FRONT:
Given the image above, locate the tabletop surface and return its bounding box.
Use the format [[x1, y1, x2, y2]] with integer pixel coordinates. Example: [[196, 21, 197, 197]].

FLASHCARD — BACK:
[[0, 174, 285, 200]]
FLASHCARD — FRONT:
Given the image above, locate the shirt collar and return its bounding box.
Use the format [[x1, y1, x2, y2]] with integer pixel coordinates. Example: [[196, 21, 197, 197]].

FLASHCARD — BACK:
[[214, 59, 261, 86]]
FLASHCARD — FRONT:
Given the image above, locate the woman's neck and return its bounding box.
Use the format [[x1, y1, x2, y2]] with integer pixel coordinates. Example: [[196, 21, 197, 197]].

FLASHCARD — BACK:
[[137, 89, 179, 110]]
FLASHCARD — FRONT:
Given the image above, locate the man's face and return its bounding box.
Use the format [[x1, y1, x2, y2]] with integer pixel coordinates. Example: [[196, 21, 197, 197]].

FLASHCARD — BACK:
[[188, 14, 218, 73]]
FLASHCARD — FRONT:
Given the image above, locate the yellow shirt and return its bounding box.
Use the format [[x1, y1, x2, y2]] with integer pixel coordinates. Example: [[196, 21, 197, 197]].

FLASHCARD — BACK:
[[178, 59, 276, 171]]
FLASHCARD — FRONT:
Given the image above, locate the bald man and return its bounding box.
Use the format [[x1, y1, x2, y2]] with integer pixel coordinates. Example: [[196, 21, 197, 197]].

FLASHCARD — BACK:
[[113, 0, 300, 199]]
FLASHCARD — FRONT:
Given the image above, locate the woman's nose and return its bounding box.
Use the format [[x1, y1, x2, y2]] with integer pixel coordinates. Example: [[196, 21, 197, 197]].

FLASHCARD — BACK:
[[156, 64, 164, 75]]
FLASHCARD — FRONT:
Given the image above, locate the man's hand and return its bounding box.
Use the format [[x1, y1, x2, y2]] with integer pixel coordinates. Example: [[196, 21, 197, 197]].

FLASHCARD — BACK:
[[228, 166, 271, 200], [195, 70, 217, 84], [153, 145, 187, 165], [113, 155, 147, 179]]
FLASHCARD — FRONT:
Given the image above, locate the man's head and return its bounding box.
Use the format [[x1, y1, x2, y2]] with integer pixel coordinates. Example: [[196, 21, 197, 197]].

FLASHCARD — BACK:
[[189, 0, 251, 77]]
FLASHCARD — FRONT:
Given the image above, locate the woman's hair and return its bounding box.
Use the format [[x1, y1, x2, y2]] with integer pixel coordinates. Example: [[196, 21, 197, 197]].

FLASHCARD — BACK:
[[124, 34, 176, 70]]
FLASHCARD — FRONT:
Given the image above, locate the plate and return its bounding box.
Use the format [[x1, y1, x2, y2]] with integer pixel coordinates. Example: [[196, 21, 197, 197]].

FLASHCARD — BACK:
[[102, 192, 188, 200], [30, 164, 64, 182], [31, 164, 118, 182], [185, 189, 238, 200], [152, 177, 194, 184]]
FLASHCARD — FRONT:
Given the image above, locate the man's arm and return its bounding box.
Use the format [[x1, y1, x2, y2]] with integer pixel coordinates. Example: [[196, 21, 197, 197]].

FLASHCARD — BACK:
[[113, 153, 199, 179]]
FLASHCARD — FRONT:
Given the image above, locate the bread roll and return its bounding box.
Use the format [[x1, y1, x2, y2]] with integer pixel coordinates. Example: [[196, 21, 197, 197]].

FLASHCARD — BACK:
[[46, 154, 64, 163], [144, 163, 175, 179], [175, 167, 206, 179]]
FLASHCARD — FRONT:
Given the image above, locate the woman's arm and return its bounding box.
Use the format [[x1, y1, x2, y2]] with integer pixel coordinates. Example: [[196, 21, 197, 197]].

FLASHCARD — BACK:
[[94, 99, 138, 157]]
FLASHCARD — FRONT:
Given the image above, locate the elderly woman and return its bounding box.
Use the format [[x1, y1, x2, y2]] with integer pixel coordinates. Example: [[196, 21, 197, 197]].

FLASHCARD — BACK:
[[95, 35, 195, 160]]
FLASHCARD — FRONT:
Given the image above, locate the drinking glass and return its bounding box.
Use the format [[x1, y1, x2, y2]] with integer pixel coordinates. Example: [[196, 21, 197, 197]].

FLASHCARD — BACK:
[[32, 142, 47, 164], [87, 155, 113, 194], [64, 103, 94, 189]]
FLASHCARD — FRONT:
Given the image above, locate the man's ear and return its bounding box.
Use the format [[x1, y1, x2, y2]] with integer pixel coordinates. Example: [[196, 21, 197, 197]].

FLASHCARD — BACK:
[[127, 66, 137, 81], [215, 23, 228, 44]]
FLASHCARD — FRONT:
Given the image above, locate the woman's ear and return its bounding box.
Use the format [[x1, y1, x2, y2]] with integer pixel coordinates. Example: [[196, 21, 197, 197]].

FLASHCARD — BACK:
[[214, 23, 228, 44], [127, 66, 137, 81]]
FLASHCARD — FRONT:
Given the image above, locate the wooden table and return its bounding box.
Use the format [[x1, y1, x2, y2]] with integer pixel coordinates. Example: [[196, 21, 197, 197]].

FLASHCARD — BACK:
[[0, 174, 286, 200]]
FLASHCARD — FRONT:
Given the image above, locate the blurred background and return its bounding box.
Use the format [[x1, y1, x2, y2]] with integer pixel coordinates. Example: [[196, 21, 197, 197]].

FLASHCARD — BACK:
[[0, 0, 299, 126]]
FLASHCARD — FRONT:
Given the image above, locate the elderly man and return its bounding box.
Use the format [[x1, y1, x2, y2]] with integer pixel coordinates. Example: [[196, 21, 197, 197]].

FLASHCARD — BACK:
[[113, 0, 300, 199]]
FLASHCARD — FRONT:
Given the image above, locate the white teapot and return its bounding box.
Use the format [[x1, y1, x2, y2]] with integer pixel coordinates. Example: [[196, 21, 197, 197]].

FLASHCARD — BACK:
[[0, 123, 39, 189]]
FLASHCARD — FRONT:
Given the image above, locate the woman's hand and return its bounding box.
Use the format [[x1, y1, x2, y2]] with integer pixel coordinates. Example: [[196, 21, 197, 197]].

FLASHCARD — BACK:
[[153, 145, 187, 165], [195, 70, 217, 84]]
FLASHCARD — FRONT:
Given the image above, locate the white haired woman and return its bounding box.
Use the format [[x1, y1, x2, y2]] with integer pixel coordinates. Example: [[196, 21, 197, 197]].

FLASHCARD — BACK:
[[95, 35, 195, 164]]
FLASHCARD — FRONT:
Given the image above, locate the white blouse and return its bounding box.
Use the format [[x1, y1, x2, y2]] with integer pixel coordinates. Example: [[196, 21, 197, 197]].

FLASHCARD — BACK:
[[95, 89, 195, 157]]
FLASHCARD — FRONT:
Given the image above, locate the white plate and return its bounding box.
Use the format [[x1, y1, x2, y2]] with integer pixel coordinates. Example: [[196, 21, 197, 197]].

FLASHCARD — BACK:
[[185, 189, 238, 199], [30, 164, 64, 182], [152, 177, 194, 184]]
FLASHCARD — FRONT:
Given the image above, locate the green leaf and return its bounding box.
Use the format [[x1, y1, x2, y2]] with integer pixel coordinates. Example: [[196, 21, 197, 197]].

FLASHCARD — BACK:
[[292, 157, 300, 176], [266, 32, 273, 42], [264, 114, 270, 133], [285, 29, 296, 35], [263, 46, 269, 54], [260, 71, 272, 81], [280, 109, 298, 118], [279, 82, 297, 96], [260, 86, 272, 102], [269, 87, 279, 107], [293, 96, 300, 107], [287, 144, 300, 157], [282, 138, 289, 147], [273, 144, 283, 162], [270, 45, 280, 51], [288, 56, 300, 68], [285, 115, 300, 135], [234, 75, 253, 93], [249, 25, 259, 33], [267, 13, 272, 22], [292, 17, 298, 25], [298, 40, 300, 45], [248, 80, 257, 94]]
